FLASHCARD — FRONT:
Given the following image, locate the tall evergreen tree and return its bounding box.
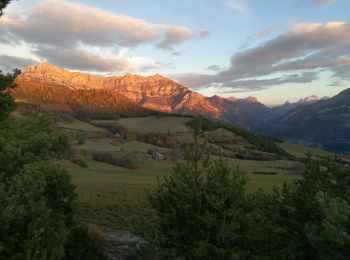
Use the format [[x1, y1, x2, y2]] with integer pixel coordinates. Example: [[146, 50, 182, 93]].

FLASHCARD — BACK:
[[141, 117, 254, 259]]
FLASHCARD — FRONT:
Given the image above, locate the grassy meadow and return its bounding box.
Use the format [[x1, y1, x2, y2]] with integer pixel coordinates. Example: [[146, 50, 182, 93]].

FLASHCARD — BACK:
[[66, 159, 297, 230], [54, 115, 311, 230]]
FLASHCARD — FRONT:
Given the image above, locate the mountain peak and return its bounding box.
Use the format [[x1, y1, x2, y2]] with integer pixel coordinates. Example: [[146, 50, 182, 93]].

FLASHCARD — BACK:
[[242, 96, 258, 103], [299, 95, 318, 103], [226, 96, 238, 102], [153, 73, 164, 78]]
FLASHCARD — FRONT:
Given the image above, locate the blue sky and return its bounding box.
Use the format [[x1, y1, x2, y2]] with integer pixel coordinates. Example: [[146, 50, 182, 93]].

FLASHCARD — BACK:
[[1, 0, 350, 105]]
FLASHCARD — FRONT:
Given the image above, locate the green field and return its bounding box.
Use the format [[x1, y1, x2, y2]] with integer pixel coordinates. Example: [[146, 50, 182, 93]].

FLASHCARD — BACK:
[[279, 142, 333, 158], [52, 116, 331, 231], [116, 116, 191, 133], [66, 160, 296, 230]]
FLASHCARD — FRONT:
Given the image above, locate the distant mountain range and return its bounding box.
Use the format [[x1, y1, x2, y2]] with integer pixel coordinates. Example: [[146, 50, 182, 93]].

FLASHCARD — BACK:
[[259, 88, 350, 154], [14, 63, 274, 129], [271, 95, 330, 115]]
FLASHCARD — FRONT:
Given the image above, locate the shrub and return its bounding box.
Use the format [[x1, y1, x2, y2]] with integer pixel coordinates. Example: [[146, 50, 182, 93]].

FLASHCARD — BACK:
[[92, 152, 138, 169], [67, 149, 88, 168], [137, 132, 176, 148], [92, 152, 118, 165], [118, 155, 138, 169], [75, 131, 86, 145]]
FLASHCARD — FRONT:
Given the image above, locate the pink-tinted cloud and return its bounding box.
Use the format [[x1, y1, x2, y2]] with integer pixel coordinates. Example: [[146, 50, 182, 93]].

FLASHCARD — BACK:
[[173, 22, 350, 91], [0, 0, 207, 49]]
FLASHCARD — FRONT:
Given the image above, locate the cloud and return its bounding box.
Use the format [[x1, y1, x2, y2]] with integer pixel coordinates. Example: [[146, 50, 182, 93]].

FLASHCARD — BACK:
[[222, 72, 318, 90], [0, 0, 207, 73], [32, 48, 159, 72], [174, 22, 350, 91], [0, 0, 206, 49], [157, 27, 207, 50], [328, 80, 346, 87], [255, 27, 275, 38], [225, 0, 250, 15], [329, 64, 350, 80], [310, 0, 335, 5], [0, 55, 37, 72], [207, 65, 222, 71], [171, 51, 183, 56]]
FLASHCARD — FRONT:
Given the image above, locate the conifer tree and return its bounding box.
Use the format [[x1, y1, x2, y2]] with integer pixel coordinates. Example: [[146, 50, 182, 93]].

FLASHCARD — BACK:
[[142, 117, 252, 259]]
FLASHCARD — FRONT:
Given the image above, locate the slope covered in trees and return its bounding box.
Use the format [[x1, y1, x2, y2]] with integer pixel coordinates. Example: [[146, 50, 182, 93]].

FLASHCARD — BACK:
[[13, 79, 154, 119]]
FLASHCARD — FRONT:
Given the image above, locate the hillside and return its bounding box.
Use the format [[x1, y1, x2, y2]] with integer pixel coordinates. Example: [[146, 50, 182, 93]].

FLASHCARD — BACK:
[[259, 88, 350, 153], [13, 79, 153, 119], [16, 62, 275, 129]]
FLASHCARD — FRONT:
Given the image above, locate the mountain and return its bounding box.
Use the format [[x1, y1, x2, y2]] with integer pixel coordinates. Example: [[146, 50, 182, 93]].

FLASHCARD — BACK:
[[13, 80, 152, 119], [272, 95, 320, 115], [15, 62, 274, 129], [259, 88, 350, 153]]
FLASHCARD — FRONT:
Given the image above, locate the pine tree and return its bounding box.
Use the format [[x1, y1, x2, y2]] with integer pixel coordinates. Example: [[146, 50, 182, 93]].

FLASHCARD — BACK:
[[141, 117, 253, 259]]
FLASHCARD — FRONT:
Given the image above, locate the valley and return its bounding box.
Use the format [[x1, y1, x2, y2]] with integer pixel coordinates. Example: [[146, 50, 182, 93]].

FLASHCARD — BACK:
[[14, 63, 350, 155], [12, 102, 343, 233], [2, 0, 350, 258]]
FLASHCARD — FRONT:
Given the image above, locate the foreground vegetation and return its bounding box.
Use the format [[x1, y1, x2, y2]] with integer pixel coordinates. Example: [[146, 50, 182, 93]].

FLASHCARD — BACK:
[[2, 3, 350, 257], [4, 69, 350, 259], [0, 49, 104, 258], [138, 118, 350, 259]]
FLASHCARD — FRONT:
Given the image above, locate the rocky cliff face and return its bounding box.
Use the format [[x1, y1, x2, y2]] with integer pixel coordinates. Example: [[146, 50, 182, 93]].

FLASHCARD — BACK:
[[18, 63, 274, 129]]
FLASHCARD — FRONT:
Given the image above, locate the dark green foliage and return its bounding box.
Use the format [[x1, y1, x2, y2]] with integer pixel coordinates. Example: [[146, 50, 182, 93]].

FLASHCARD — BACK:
[[140, 117, 350, 259], [0, 116, 70, 178], [257, 159, 350, 259], [187, 117, 290, 157], [140, 117, 256, 259], [0, 0, 11, 16], [63, 226, 105, 260], [0, 177, 65, 259], [0, 116, 105, 258], [0, 69, 20, 120], [75, 131, 86, 145]]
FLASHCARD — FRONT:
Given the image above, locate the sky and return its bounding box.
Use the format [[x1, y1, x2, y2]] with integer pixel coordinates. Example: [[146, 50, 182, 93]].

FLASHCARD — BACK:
[[0, 0, 350, 105]]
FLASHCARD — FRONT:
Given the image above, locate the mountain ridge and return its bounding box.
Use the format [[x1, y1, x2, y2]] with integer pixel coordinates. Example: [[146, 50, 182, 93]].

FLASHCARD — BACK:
[[259, 87, 350, 153], [16, 62, 275, 129]]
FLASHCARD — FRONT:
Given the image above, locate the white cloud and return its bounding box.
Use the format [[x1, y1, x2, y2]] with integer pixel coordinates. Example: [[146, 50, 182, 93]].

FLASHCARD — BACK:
[[0, 0, 207, 49], [310, 0, 336, 5], [0, 0, 207, 72], [225, 0, 250, 15], [174, 22, 350, 91]]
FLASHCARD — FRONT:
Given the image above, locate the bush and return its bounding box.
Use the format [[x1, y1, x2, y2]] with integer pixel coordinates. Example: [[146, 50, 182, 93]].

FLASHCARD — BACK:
[[64, 226, 106, 260], [75, 132, 86, 145], [67, 149, 88, 168], [0, 116, 104, 259], [118, 155, 138, 169], [137, 132, 176, 148], [92, 152, 118, 165], [92, 152, 138, 169]]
